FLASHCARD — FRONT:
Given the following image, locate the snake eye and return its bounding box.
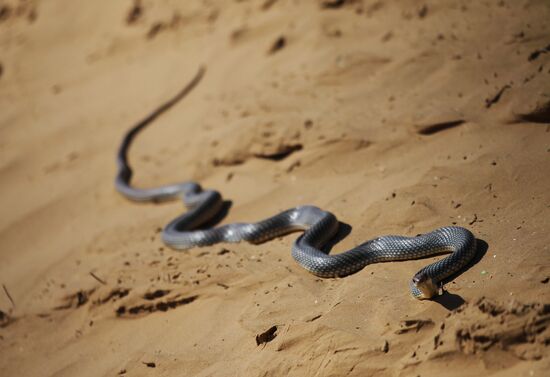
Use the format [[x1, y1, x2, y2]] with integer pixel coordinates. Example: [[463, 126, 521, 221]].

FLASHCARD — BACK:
[[412, 272, 427, 285]]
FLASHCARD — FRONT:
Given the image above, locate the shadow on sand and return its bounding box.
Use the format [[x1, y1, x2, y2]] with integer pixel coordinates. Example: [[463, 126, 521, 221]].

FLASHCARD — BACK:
[[433, 238, 489, 311]]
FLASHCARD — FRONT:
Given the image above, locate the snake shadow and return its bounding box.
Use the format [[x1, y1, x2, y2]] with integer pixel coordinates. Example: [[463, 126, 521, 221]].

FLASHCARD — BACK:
[[433, 238, 489, 311]]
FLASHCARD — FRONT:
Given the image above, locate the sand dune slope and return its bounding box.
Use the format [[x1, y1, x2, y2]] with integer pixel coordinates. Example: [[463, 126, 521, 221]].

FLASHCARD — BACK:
[[1, 1, 549, 376]]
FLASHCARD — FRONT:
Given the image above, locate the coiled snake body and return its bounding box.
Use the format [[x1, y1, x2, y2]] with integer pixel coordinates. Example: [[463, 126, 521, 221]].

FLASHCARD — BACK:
[[115, 67, 477, 300]]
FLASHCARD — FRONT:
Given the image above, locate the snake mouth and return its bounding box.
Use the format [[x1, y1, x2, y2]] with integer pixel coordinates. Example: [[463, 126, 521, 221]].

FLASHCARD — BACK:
[[412, 272, 439, 300]]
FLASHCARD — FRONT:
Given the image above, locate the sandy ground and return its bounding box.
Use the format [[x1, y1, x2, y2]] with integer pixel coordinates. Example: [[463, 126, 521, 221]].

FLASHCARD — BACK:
[[1, 0, 549, 376]]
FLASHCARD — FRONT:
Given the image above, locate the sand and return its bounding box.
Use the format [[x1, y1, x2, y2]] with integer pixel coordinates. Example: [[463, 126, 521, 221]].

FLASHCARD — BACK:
[[1, 0, 549, 376]]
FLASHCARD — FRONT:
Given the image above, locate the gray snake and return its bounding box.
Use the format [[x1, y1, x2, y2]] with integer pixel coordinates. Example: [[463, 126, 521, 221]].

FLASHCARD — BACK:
[[115, 66, 477, 300]]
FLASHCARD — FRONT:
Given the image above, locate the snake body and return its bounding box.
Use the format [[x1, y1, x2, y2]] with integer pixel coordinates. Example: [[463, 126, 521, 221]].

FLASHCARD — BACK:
[[115, 67, 477, 300]]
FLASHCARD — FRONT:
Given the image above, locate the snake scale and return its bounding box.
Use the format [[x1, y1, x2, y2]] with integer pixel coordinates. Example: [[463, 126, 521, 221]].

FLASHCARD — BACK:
[[115, 66, 477, 300]]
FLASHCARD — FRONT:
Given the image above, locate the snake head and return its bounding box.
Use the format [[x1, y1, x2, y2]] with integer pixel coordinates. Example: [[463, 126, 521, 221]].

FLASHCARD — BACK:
[[411, 272, 439, 300]]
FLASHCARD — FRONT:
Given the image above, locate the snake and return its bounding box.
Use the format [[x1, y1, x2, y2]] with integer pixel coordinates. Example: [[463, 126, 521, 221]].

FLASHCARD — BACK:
[[115, 66, 477, 300]]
